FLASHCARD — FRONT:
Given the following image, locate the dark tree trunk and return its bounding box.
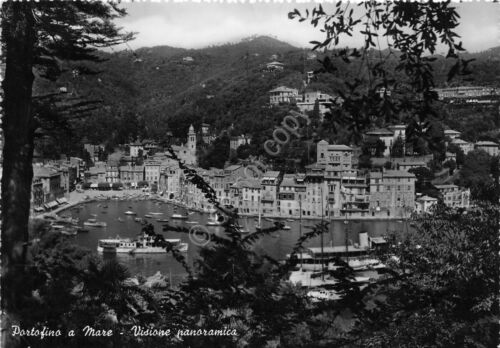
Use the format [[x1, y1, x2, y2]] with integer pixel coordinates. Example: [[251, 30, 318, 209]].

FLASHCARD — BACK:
[[1, 2, 36, 346]]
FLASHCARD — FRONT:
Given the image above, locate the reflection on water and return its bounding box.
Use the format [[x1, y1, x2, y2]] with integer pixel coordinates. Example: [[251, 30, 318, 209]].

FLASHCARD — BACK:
[[60, 199, 410, 284]]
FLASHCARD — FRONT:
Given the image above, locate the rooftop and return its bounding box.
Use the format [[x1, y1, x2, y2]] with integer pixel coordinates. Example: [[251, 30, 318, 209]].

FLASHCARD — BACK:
[[416, 195, 438, 202], [475, 140, 498, 146], [269, 86, 297, 93], [383, 170, 416, 178], [366, 128, 394, 136]]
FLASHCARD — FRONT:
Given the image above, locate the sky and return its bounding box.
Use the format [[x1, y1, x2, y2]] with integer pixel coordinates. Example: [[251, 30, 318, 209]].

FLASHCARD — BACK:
[[116, 2, 499, 53]]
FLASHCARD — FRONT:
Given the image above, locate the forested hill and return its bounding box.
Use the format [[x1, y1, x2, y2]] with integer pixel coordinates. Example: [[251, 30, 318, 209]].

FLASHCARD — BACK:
[[41, 35, 500, 156]]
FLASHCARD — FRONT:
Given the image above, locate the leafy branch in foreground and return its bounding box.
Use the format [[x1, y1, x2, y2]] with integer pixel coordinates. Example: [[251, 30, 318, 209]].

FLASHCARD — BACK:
[[290, 1, 471, 146]]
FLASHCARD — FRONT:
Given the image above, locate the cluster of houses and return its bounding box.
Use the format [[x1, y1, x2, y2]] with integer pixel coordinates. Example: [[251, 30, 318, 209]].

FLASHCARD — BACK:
[[31, 114, 498, 218], [30, 157, 85, 213], [59, 128, 473, 218]]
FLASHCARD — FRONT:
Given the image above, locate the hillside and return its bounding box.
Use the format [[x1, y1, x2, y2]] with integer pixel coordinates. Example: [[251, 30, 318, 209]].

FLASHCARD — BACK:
[[38, 36, 500, 158]]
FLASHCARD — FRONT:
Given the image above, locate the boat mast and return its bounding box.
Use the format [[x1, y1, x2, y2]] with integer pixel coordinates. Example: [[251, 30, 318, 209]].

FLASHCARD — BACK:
[[320, 186, 324, 279], [299, 197, 302, 269], [258, 196, 261, 227]]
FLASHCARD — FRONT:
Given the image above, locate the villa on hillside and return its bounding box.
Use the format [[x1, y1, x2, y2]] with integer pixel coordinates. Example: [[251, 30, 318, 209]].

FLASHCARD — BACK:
[[475, 140, 499, 157], [265, 61, 284, 71], [269, 86, 299, 105]]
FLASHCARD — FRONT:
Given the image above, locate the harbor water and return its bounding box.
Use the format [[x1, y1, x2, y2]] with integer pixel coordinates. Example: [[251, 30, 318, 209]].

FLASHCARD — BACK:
[[58, 199, 410, 284]]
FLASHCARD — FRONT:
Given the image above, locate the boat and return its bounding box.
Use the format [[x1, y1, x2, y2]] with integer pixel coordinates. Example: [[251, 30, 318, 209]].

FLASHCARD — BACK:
[[188, 211, 195, 215], [285, 237, 387, 272], [51, 224, 66, 230], [157, 218, 169, 223], [286, 219, 295, 222], [265, 218, 275, 222], [282, 225, 291, 230], [134, 217, 143, 223], [84, 219, 107, 228], [60, 229, 77, 236], [186, 221, 198, 224], [144, 214, 153, 218], [97, 233, 188, 253], [77, 228, 89, 233], [307, 289, 341, 302], [165, 239, 189, 252], [102, 205, 108, 208], [124, 211, 136, 215], [172, 214, 188, 220], [149, 212, 163, 215], [117, 217, 124, 222]]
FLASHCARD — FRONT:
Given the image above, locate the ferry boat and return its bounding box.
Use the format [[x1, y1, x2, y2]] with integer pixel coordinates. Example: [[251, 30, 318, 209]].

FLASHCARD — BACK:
[[124, 211, 137, 215], [286, 238, 387, 272], [171, 214, 188, 220], [97, 234, 188, 254], [84, 219, 107, 228]]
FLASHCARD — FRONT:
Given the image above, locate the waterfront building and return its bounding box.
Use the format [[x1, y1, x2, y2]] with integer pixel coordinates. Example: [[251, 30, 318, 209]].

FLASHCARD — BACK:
[[316, 140, 353, 169], [368, 170, 416, 217], [434, 184, 470, 208], [277, 174, 304, 217], [33, 165, 64, 205], [164, 164, 182, 199], [324, 166, 344, 217], [105, 165, 120, 183], [475, 140, 499, 157], [232, 179, 262, 215], [144, 160, 161, 184], [86, 164, 106, 183], [340, 172, 370, 218], [269, 86, 299, 105], [261, 171, 281, 216], [303, 163, 326, 218]]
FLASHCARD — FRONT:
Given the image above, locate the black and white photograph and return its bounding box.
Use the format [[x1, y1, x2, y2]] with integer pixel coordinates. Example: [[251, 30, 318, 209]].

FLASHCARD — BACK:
[[1, 1, 499, 347]]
